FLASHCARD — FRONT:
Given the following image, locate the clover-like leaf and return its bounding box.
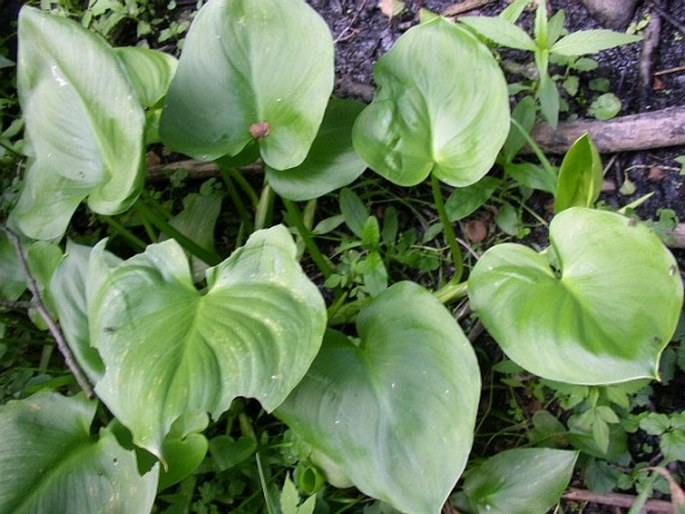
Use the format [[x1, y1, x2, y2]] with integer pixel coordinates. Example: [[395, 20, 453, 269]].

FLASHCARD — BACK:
[[352, 15, 509, 187], [276, 282, 481, 514], [159, 0, 334, 169], [265, 98, 366, 201], [9, 7, 145, 240], [469, 207, 683, 385], [89, 225, 326, 462], [0, 391, 158, 514]]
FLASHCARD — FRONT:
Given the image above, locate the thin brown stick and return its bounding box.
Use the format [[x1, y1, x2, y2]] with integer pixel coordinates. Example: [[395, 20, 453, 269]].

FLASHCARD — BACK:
[[334, 0, 369, 43], [650, 2, 685, 35], [441, 0, 494, 16], [563, 487, 674, 513], [0, 226, 95, 398], [639, 4, 661, 106], [654, 65, 685, 76]]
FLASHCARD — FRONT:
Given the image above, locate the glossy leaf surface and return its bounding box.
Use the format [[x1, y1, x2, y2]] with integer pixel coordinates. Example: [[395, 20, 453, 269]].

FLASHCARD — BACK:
[[277, 282, 481, 514], [89, 226, 326, 462], [352, 15, 509, 187], [0, 391, 158, 514], [10, 7, 145, 240], [266, 98, 366, 201], [159, 0, 334, 169], [113, 47, 177, 108], [469, 208, 683, 384], [555, 133, 603, 213], [460, 449, 577, 514]]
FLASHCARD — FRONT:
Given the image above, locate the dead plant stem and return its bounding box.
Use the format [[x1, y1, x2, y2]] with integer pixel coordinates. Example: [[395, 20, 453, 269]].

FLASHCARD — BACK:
[[0, 225, 95, 398]]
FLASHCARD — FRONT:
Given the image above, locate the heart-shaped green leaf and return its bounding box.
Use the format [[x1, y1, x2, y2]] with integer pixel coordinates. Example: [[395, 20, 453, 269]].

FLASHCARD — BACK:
[[159, 0, 334, 169], [89, 225, 326, 462], [265, 98, 366, 201], [0, 391, 158, 513], [352, 15, 509, 187], [9, 7, 145, 240], [276, 282, 481, 514], [458, 448, 577, 514], [469, 207, 683, 385], [158, 433, 208, 491]]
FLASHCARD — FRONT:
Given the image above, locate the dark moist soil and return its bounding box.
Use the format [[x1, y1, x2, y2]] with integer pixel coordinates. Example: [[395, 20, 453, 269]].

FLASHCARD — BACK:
[[310, 0, 685, 268]]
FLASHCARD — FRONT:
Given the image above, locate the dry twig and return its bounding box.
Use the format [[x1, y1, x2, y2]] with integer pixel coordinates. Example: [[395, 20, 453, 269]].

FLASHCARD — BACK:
[[563, 487, 675, 513], [0, 225, 95, 398], [441, 0, 494, 16]]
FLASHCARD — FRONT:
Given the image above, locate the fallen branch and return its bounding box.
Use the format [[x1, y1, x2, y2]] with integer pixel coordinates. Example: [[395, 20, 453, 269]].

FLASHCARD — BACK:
[[563, 487, 674, 513], [530, 106, 685, 154]]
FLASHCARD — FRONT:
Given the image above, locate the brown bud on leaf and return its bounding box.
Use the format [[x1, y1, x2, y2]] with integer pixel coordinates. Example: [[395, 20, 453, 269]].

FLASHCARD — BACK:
[[249, 121, 270, 139]]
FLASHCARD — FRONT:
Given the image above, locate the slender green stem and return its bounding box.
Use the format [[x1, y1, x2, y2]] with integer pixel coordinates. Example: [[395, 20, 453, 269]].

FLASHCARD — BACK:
[[254, 182, 275, 231], [141, 190, 173, 218], [626, 465, 666, 514], [100, 216, 147, 251], [139, 212, 158, 243], [220, 168, 254, 234], [510, 118, 556, 177], [431, 175, 463, 283], [327, 296, 372, 326], [283, 198, 334, 278], [433, 279, 468, 304], [255, 452, 275, 514], [135, 200, 221, 265], [0, 138, 22, 158], [226, 167, 260, 207]]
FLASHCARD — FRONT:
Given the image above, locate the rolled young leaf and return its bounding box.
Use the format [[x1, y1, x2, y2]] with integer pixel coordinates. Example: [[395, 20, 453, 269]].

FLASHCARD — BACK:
[[352, 14, 509, 187], [469, 207, 684, 385], [159, 0, 334, 169], [9, 7, 145, 240], [276, 282, 481, 514], [554, 133, 603, 213], [0, 391, 158, 514], [88, 226, 327, 463]]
